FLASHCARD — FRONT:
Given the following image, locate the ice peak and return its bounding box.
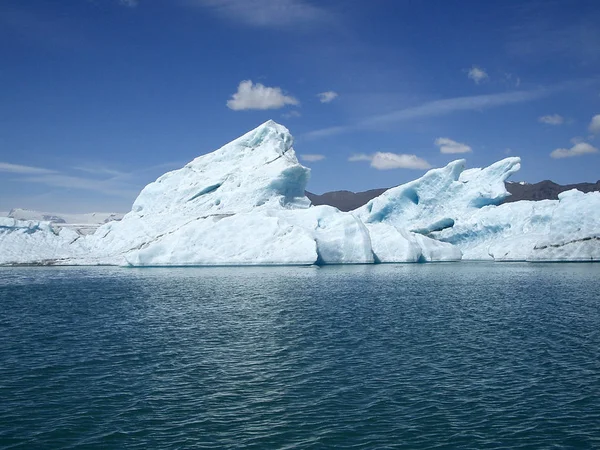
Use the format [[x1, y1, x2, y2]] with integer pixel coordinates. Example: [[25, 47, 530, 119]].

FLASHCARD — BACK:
[[129, 120, 308, 217], [355, 157, 523, 231], [234, 120, 293, 156]]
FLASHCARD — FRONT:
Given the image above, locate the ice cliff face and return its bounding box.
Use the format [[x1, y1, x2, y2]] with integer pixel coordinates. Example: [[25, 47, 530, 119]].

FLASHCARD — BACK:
[[433, 189, 600, 261], [0, 120, 599, 265], [84, 120, 318, 265], [354, 158, 521, 233], [131, 120, 310, 217]]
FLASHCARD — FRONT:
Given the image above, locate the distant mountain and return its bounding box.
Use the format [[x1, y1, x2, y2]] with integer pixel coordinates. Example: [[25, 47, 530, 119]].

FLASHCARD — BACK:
[[305, 188, 387, 212], [503, 180, 600, 202], [306, 180, 600, 212]]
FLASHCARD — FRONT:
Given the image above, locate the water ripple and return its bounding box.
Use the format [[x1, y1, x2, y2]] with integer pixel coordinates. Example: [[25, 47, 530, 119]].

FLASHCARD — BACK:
[[0, 263, 599, 448]]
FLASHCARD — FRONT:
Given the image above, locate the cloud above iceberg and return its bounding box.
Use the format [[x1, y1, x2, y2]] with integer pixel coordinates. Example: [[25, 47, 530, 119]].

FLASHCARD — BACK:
[[434, 137, 472, 154], [349, 152, 431, 170], [539, 114, 564, 125], [300, 154, 325, 162], [317, 91, 338, 103], [467, 66, 488, 84], [305, 88, 551, 140], [227, 80, 299, 110], [550, 142, 598, 158], [589, 114, 600, 134]]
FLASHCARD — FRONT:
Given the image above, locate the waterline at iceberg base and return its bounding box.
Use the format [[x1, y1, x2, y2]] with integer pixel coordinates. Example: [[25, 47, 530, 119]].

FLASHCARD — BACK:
[[1, 121, 599, 266]]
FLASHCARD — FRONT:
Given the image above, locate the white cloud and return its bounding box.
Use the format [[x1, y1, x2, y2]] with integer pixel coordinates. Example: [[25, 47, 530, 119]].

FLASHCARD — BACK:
[[188, 0, 329, 28], [317, 91, 338, 103], [539, 114, 564, 125], [371, 153, 431, 170], [299, 154, 325, 162], [550, 142, 598, 159], [589, 114, 600, 133], [227, 80, 299, 111], [0, 162, 56, 174], [467, 66, 488, 84], [434, 137, 472, 154], [348, 152, 431, 170], [305, 88, 551, 140]]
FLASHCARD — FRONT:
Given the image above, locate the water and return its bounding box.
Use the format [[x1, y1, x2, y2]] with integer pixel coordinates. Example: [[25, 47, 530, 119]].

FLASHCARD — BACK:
[[0, 263, 599, 449]]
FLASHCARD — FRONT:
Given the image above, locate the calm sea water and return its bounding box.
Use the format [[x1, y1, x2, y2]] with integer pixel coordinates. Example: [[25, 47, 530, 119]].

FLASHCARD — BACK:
[[1, 263, 599, 449]]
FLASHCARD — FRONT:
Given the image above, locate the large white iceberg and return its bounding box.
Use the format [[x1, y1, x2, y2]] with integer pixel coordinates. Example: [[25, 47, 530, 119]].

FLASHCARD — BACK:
[[0, 120, 598, 265]]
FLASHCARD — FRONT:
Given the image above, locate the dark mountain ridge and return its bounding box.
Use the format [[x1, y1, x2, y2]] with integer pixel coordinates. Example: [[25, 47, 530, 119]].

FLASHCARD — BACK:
[[306, 180, 600, 212]]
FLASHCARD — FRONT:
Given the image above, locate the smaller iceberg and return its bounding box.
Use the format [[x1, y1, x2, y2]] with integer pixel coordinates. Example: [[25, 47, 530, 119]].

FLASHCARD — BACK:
[[0, 217, 83, 264]]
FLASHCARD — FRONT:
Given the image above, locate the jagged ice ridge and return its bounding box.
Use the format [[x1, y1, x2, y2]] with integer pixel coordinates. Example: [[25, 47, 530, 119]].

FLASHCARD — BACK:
[[1, 121, 599, 265]]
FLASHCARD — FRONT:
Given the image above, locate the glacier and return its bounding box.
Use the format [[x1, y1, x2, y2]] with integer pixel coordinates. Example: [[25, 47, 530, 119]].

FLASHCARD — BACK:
[[1, 120, 598, 266]]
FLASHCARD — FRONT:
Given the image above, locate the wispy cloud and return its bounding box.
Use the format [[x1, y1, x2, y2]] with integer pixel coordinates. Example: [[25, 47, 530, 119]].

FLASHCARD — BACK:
[[304, 125, 349, 139], [19, 174, 138, 197], [72, 166, 129, 177], [550, 142, 598, 159], [1, 157, 187, 213], [299, 154, 325, 162], [227, 80, 299, 111], [317, 91, 338, 103], [348, 153, 373, 162], [119, 0, 139, 7], [467, 66, 488, 84], [348, 152, 431, 170], [282, 110, 301, 119], [539, 114, 564, 125], [504, 73, 521, 88], [362, 90, 548, 127], [570, 136, 585, 145], [4, 160, 185, 199], [186, 0, 330, 28], [434, 137, 472, 154], [0, 162, 57, 175], [305, 88, 551, 139], [589, 114, 600, 133]]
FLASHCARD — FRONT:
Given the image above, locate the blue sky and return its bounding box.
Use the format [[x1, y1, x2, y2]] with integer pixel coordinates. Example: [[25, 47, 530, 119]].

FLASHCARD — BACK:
[[1, 0, 599, 213]]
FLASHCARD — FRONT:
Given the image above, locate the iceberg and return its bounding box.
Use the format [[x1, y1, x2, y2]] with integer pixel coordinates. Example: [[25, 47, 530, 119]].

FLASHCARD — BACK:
[[433, 189, 600, 261], [0, 120, 598, 265], [0, 217, 84, 264]]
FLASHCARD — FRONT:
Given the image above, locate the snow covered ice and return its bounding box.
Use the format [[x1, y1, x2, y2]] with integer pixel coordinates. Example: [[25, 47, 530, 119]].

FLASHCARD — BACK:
[[1, 120, 599, 265], [0, 218, 84, 265]]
